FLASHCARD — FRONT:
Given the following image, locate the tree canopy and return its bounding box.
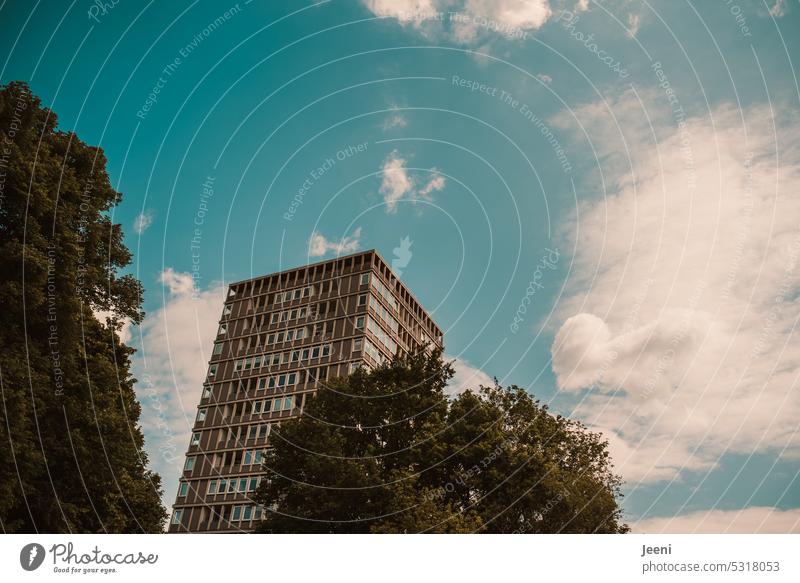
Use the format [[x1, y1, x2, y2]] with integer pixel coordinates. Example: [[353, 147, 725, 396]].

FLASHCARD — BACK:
[[0, 81, 166, 532], [255, 349, 628, 533]]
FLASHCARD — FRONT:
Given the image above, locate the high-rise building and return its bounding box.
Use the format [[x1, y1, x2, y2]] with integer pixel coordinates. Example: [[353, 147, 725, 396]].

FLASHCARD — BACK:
[[169, 250, 443, 532]]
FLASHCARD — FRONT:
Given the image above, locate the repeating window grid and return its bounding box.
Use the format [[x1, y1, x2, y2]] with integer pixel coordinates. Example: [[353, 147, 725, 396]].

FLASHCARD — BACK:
[[366, 316, 397, 355]]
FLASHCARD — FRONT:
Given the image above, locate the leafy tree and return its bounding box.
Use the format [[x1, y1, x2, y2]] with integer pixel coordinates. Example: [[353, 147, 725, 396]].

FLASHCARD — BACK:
[[0, 81, 166, 532], [255, 349, 628, 533]]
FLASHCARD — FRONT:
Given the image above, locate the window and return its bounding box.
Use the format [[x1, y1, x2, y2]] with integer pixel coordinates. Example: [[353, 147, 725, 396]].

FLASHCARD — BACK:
[[248, 477, 258, 492], [255, 505, 264, 520], [360, 273, 369, 285], [172, 509, 183, 525], [179, 482, 189, 497], [228, 288, 236, 298], [252, 401, 261, 415], [208, 364, 217, 377], [191, 432, 201, 446], [232, 506, 242, 522], [244, 451, 253, 465], [218, 324, 227, 335], [208, 480, 218, 494], [272, 399, 282, 412], [239, 478, 247, 492], [288, 372, 297, 385], [255, 450, 264, 464], [248, 425, 258, 439], [196, 409, 206, 422], [258, 378, 267, 390], [353, 338, 363, 352], [243, 506, 253, 521], [202, 385, 212, 399], [259, 424, 270, 438], [358, 294, 367, 306], [349, 362, 359, 374], [212, 343, 223, 355], [219, 479, 227, 493], [184, 457, 195, 472], [356, 316, 365, 329], [283, 396, 294, 411]]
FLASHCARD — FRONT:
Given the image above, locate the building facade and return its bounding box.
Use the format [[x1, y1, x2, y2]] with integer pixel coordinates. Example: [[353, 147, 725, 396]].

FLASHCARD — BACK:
[[169, 250, 443, 532]]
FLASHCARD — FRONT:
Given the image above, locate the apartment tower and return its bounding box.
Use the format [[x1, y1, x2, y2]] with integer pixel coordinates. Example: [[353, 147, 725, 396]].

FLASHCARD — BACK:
[[169, 250, 443, 532]]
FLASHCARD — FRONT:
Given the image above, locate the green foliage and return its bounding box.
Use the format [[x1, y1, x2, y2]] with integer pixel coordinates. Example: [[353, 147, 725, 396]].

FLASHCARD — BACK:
[[0, 81, 166, 532], [255, 349, 628, 533]]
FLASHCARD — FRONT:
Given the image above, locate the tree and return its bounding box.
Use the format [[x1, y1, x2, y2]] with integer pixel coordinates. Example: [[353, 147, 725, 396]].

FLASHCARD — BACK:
[[0, 81, 166, 532], [254, 349, 628, 533]]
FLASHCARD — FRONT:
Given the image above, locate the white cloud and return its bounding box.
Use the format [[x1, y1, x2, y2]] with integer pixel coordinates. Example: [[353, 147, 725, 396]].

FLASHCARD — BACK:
[[132, 270, 226, 511], [465, 0, 551, 29], [635, 507, 800, 534], [550, 90, 800, 484], [418, 172, 446, 197], [626, 12, 640, 37], [380, 151, 415, 211], [308, 227, 363, 257], [160, 266, 197, 296], [379, 151, 447, 212], [382, 113, 408, 130], [92, 308, 133, 344], [769, 0, 788, 18], [447, 356, 494, 396], [363, 0, 553, 45], [133, 210, 154, 234], [364, 0, 438, 21]]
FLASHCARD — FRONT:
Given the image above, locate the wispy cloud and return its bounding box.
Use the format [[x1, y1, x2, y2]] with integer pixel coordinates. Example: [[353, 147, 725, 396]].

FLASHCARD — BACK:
[[133, 210, 154, 234], [380, 151, 447, 212], [626, 12, 640, 37], [769, 0, 788, 17], [308, 227, 363, 257], [382, 113, 408, 130], [635, 507, 800, 534]]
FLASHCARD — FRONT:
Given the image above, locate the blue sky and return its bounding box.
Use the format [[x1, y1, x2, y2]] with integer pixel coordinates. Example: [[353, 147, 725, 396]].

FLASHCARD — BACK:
[[2, 0, 799, 532]]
